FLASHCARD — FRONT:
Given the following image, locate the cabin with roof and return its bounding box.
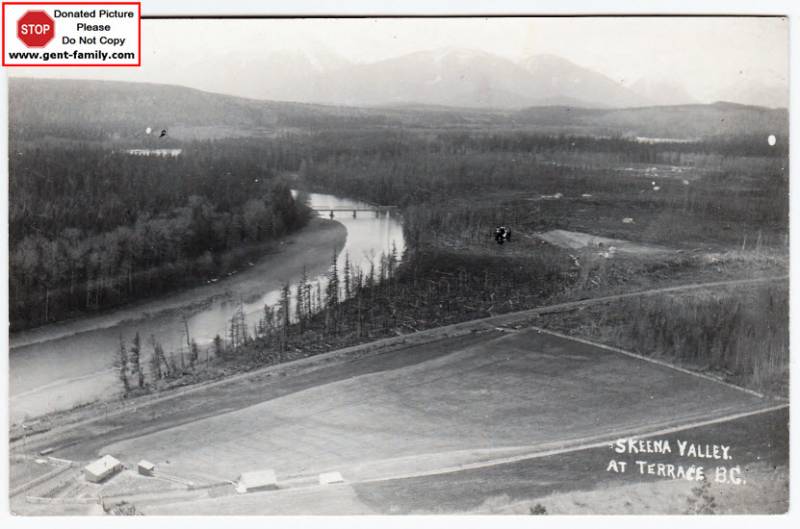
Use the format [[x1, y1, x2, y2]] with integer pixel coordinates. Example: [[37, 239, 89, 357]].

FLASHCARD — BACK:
[[84, 455, 123, 483]]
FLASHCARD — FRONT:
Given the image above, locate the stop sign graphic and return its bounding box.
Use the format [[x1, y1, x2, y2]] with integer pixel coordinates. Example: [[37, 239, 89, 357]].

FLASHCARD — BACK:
[[17, 10, 55, 48]]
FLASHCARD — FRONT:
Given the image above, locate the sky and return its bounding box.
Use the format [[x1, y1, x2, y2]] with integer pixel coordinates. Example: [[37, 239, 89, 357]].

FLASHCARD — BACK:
[[8, 17, 789, 103]]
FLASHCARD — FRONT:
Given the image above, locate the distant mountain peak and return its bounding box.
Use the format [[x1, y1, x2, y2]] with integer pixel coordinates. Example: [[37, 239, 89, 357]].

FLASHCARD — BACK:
[[517, 53, 649, 108]]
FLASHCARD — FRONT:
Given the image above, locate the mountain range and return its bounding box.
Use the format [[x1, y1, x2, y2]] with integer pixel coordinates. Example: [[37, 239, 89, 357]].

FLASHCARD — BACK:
[[172, 48, 787, 109], [9, 77, 788, 143]]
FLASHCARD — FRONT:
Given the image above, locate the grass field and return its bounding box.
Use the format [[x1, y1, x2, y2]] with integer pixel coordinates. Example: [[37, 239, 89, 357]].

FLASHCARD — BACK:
[[99, 328, 766, 491], [350, 407, 788, 515]]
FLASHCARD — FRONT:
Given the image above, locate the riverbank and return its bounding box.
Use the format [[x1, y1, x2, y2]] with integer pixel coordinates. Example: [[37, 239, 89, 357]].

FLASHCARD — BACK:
[[10, 274, 785, 444], [10, 218, 346, 351], [9, 218, 347, 422]]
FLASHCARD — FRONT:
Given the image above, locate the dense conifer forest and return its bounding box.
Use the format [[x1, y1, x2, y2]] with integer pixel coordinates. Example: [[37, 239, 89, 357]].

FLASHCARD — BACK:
[[9, 142, 311, 330]]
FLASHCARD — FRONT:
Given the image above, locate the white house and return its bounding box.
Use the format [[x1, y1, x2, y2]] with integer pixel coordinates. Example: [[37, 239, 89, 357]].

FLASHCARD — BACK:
[[318, 471, 345, 485], [236, 469, 278, 493], [84, 455, 123, 483]]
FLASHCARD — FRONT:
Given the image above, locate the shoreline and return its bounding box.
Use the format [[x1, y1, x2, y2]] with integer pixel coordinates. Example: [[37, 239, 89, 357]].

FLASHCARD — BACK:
[[10, 274, 785, 440], [10, 218, 346, 352]]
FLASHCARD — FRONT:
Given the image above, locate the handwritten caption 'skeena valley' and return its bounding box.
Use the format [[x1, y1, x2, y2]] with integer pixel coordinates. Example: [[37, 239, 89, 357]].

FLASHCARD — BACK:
[[605, 438, 746, 485]]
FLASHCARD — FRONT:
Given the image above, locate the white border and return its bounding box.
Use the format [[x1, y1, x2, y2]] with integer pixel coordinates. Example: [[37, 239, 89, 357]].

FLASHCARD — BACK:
[[1, 1, 797, 528]]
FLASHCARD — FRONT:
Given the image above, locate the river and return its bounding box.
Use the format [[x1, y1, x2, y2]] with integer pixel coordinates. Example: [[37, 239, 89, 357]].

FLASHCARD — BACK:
[[9, 192, 405, 423]]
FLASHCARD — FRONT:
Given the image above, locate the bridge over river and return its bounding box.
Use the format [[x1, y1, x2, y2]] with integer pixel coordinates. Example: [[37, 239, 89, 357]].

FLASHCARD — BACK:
[[314, 205, 398, 218]]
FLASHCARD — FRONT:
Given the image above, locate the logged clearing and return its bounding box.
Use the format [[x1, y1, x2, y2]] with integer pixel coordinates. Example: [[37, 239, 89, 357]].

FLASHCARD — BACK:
[[535, 229, 670, 255], [101, 329, 764, 489]]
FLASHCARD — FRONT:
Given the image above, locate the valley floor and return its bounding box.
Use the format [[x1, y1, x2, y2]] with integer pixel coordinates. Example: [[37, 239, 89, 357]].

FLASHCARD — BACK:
[[9, 294, 787, 515]]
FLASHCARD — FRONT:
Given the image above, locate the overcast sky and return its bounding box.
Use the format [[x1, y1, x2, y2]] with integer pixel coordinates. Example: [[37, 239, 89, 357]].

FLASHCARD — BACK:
[[8, 17, 788, 102]]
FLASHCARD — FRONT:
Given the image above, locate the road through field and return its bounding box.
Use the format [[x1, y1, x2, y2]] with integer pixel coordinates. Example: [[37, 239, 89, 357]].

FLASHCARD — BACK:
[[141, 406, 787, 515], [13, 276, 785, 453], [98, 327, 769, 485], [10, 277, 787, 514]]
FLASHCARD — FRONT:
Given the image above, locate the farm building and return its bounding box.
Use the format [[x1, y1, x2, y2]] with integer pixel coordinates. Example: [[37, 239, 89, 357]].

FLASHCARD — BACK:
[[236, 469, 278, 493], [84, 455, 123, 483], [318, 471, 345, 485], [137, 460, 156, 476]]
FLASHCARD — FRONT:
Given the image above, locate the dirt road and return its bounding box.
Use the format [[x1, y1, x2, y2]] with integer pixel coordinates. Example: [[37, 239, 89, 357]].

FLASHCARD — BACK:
[[13, 275, 785, 453], [9, 276, 787, 515]]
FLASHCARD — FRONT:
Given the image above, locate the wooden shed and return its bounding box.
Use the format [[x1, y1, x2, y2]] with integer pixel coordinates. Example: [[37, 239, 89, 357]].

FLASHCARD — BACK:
[[137, 460, 156, 476]]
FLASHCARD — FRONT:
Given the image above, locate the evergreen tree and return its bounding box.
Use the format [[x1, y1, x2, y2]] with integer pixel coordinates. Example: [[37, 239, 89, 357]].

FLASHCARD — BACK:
[[118, 335, 130, 394], [327, 251, 340, 307], [389, 242, 399, 280], [129, 332, 144, 388], [150, 346, 162, 381], [295, 269, 307, 331], [305, 281, 313, 317], [189, 339, 199, 367], [279, 283, 291, 355], [326, 251, 340, 335], [213, 333, 224, 360], [149, 335, 170, 379], [343, 253, 352, 300], [228, 303, 248, 349], [261, 304, 275, 344], [294, 282, 304, 331], [367, 260, 376, 290]]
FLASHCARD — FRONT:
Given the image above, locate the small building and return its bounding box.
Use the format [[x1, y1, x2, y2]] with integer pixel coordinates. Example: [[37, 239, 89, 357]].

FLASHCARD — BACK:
[[137, 460, 156, 476], [236, 469, 278, 493], [318, 471, 344, 485], [84, 455, 123, 483]]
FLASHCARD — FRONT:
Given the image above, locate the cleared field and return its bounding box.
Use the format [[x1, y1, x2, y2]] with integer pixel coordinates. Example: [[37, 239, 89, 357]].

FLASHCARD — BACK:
[[352, 407, 788, 514], [101, 328, 766, 488], [535, 229, 670, 255]]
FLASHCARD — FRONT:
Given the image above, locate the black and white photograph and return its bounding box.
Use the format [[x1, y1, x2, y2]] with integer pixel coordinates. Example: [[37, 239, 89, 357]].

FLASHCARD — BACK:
[[2, 1, 794, 520]]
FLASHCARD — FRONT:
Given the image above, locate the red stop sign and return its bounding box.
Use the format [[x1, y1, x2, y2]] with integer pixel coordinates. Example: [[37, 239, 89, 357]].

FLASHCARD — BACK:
[[17, 10, 55, 48]]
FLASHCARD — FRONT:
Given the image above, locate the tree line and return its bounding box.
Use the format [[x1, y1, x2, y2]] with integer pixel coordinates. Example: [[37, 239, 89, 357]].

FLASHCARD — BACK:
[[117, 246, 401, 392], [115, 238, 576, 395], [10, 142, 312, 331], [293, 130, 786, 207]]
